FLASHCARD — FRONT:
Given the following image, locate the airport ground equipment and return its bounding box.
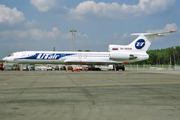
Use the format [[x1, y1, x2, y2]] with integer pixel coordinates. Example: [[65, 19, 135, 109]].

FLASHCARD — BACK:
[[0, 63, 4, 71]]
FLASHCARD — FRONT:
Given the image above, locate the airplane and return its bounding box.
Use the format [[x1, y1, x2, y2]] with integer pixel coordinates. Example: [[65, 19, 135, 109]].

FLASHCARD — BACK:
[[2, 31, 175, 71]]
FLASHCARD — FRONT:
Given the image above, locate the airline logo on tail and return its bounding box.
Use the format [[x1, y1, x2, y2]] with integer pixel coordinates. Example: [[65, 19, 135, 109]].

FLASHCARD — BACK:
[[135, 39, 145, 49]]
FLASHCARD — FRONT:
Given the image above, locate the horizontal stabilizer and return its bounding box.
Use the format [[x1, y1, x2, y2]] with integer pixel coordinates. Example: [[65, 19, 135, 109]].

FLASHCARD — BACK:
[[131, 31, 175, 36], [109, 31, 175, 52]]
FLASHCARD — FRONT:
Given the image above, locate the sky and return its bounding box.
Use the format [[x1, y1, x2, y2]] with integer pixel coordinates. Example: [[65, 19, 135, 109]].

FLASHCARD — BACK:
[[0, 0, 180, 59]]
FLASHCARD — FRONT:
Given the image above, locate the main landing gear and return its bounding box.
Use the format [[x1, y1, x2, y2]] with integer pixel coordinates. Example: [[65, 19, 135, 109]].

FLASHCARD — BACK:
[[115, 64, 125, 71]]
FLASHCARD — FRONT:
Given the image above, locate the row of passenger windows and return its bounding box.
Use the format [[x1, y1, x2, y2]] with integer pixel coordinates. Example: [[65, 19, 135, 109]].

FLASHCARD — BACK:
[[67, 55, 109, 57]]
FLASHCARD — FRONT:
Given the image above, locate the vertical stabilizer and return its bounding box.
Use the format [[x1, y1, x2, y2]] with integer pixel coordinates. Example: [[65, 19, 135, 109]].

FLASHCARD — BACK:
[[129, 31, 175, 52], [109, 31, 175, 52]]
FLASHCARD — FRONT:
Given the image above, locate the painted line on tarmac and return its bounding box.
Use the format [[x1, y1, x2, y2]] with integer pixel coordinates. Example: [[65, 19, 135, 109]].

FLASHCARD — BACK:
[[1, 82, 180, 90], [0, 84, 7, 85]]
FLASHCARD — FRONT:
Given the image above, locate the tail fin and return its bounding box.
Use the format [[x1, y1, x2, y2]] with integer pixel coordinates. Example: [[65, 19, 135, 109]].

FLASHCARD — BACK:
[[109, 31, 175, 52]]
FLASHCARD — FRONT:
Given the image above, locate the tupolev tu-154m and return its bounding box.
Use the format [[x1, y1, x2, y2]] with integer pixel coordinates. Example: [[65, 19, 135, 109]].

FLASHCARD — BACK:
[[3, 31, 175, 71]]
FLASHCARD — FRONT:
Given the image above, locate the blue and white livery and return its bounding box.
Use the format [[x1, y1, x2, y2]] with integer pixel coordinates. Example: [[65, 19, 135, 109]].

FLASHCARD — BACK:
[[3, 31, 175, 65]]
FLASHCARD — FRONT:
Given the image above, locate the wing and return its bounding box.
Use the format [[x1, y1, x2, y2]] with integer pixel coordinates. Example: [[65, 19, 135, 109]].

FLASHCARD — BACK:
[[64, 59, 122, 65]]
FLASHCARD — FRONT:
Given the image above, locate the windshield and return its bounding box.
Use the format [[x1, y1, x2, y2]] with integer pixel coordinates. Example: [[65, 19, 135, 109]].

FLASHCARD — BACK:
[[7, 53, 14, 57]]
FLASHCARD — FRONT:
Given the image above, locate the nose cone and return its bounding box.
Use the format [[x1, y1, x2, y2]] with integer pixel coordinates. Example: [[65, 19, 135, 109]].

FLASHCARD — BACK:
[[2, 57, 7, 61], [2, 57, 14, 62]]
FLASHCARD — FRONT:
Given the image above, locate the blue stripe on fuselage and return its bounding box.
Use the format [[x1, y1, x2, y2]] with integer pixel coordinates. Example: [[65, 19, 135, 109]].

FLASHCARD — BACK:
[[17, 52, 110, 60], [21, 53, 76, 60]]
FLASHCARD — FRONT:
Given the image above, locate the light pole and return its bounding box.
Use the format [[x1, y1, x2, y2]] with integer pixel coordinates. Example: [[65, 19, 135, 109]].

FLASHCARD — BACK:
[[70, 29, 77, 51]]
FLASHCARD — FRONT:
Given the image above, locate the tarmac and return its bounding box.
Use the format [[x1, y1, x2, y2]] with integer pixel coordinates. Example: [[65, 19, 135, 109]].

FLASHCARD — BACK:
[[0, 70, 180, 120]]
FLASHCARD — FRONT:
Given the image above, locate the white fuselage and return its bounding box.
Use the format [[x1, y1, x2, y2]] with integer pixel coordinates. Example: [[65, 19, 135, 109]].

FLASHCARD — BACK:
[[2, 51, 149, 65], [2, 31, 174, 65]]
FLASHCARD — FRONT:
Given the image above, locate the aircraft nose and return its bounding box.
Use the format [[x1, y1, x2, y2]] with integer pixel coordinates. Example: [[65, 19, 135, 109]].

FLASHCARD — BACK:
[[2, 57, 7, 61]]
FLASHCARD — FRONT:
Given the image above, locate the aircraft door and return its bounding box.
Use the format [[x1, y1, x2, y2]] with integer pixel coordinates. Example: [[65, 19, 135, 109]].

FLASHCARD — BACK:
[[61, 53, 66, 60], [22, 53, 26, 59]]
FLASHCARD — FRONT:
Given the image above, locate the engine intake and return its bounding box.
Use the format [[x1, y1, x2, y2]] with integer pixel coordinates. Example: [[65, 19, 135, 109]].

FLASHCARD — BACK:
[[110, 52, 137, 60]]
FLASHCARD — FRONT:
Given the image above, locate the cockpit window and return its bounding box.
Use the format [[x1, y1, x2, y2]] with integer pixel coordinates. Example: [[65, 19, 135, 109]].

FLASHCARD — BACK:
[[7, 54, 14, 57]]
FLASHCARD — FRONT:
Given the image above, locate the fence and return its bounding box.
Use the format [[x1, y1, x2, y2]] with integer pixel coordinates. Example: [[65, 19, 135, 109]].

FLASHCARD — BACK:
[[125, 64, 180, 71]]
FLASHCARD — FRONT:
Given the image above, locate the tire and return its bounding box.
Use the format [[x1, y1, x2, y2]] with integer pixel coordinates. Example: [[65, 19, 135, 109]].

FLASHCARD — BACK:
[[122, 67, 125, 71]]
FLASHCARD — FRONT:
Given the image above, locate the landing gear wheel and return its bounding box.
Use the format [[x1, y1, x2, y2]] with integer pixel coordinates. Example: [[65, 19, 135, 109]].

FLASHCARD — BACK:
[[122, 66, 125, 71]]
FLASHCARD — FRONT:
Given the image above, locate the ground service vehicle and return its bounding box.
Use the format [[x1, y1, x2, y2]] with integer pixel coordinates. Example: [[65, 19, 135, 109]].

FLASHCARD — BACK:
[[0, 63, 4, 71]]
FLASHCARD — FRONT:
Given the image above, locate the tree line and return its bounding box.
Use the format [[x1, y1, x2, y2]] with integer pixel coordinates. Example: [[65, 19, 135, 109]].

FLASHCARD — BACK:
[[134, 46, 180, 65], [78, 50, 91, 52]]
